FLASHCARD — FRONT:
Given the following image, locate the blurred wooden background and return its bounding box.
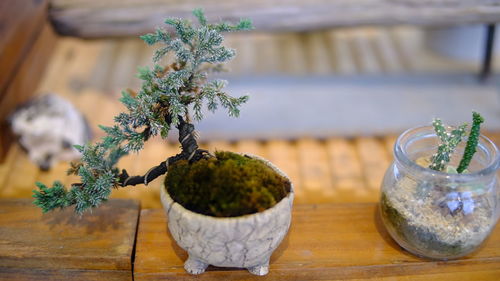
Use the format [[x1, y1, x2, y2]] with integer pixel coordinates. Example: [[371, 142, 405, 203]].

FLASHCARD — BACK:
[[1, 0, 500, 209]]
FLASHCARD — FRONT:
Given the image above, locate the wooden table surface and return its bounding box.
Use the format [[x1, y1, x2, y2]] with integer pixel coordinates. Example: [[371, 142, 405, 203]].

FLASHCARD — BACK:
[[0, 199, 140, 280], [134, 203, 500, 281]]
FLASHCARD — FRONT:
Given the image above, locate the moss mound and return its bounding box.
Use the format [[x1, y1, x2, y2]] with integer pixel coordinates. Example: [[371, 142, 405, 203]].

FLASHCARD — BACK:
[[165, 151, 291, 217]]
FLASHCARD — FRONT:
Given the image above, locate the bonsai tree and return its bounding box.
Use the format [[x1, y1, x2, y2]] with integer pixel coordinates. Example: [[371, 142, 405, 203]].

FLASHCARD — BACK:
[[33, 9, 288, 215]]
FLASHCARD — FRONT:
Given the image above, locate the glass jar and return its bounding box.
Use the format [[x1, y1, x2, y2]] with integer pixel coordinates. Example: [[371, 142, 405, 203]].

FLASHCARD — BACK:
[[380, 126, 500, 259]]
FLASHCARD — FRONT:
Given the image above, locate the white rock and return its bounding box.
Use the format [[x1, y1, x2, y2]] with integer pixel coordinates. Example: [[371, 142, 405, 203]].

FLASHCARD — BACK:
[[9, 94, 90, 170]]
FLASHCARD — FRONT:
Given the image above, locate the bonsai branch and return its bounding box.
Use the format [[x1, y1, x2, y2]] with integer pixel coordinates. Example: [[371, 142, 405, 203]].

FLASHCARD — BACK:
[[117, 149, 210, 187], [117, 115, 210, 187]]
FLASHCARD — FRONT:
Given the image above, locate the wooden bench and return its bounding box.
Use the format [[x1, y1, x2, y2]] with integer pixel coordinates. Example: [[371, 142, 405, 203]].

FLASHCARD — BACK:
[[0, 199, 140, 280], [1, 199, 498, 280], [49, 0, 500, 38]]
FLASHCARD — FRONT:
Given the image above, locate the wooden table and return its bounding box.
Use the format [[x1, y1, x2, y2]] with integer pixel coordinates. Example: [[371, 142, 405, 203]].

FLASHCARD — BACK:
[[134, 203, 500, 280], [0, 200, 498, 280], [0, 199, 140, 280]]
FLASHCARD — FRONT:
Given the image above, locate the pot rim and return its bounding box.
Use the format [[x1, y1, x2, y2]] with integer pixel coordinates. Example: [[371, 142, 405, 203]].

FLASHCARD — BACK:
[[395, 125, 500, 181], [161, 153, 294, 222]]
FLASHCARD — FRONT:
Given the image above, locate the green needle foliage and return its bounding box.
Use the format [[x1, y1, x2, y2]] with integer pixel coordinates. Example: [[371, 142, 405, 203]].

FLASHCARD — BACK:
[[457, 112, 484, 173], [33, 9, 253, 214], [429, 112, 485, 173]]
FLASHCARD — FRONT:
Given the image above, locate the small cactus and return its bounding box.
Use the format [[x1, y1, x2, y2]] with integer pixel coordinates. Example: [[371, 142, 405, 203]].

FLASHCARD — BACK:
[[429, 119, 467, 171], [429, 112, 484, 173], [457, 112, 484, 173]]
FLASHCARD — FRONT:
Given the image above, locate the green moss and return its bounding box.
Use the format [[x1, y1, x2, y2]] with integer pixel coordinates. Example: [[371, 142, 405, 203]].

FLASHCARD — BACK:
[[165, 151, 291, 217]]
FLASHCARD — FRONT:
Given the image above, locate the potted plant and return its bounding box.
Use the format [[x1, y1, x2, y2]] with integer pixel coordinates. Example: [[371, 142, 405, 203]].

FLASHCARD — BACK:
[[380, 112, 499, 259], [33, 9, 294, 275]]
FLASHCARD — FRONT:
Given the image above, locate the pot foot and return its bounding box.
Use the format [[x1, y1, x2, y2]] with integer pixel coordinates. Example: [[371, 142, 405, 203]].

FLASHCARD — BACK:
[[247, 261, 269, 276], [184, 256, 208, 275]]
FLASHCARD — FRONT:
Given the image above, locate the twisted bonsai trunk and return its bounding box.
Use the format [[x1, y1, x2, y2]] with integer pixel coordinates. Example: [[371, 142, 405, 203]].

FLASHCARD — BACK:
[[117, 115, 210, 187]]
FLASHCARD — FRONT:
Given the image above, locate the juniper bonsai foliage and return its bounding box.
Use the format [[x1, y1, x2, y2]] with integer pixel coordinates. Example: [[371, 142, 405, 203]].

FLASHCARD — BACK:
[[429, 112, 484, 173], [33, 9, 255, 214]]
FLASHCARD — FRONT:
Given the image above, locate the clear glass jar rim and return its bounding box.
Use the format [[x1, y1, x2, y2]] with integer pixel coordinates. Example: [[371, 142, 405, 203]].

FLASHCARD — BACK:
[[394, 126, 500, 180]]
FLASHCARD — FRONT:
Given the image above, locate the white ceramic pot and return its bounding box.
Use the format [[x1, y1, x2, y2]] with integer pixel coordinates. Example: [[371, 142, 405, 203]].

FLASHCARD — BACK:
[[160, 154, 294, 276]]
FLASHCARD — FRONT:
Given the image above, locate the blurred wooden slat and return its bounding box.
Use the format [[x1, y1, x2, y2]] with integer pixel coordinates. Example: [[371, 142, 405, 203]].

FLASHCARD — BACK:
[[485, 132, 500, 148], [0, 22, 56, 98], [0, 0, 48, 93], [355, 138, 390, 197], [253, 33, 280, 75], [50, 40, 106, 96], [352, 29, 382, 74], [265, 140, 303, 202], [49, 0, 500, 38], [73, 90, 122, 139], [303, 31, 334, 74], [333, 30, 358, 75], [4, 133, 500, 205], [0, 144, 21, 189], [204, 140, 234, 153], [0, 23, 57, 161], [390, 27, 425, 72], [484, 132, 500, 179], [34, 23, 500, 79], [383, 135, 398, 160], [279, 33, 307, 75], [296, 138, 334, 202], [107, 39, 143, 94], [226, 33, 256, 75], [1, 146, 39, 198], [36, 40, 74, 93], [326, 138, 365, 199], [234, 139, 266, 158], [88, 40, 120, 92], [374, 29, 404, 73]]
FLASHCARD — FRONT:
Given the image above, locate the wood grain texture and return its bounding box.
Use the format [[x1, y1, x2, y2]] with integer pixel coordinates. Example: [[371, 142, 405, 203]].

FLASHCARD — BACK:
[[0, 199, 139, 280], [134, 204, 500, 280], [355, 138, 391, 194], [0, 144, 39, 198], [203, 140, 235, 153], [0, 0, 52, 161], [49, 0, 500, 37], [264, 140, 304, 203], [0, 144, 20, 191], [234, 140, 266, 158], [326, 138, 367, 202], [0, 0, 48, 93], [296, 139, 335, 203], [0, 268, 130, 281]]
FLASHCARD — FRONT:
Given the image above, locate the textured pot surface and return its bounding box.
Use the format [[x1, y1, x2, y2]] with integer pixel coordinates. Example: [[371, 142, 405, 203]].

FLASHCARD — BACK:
[[160, 154, 294, 275]]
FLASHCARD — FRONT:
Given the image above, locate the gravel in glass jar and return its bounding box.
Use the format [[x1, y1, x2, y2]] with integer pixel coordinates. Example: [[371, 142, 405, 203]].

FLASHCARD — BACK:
[[380, 126, 500, 259]]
